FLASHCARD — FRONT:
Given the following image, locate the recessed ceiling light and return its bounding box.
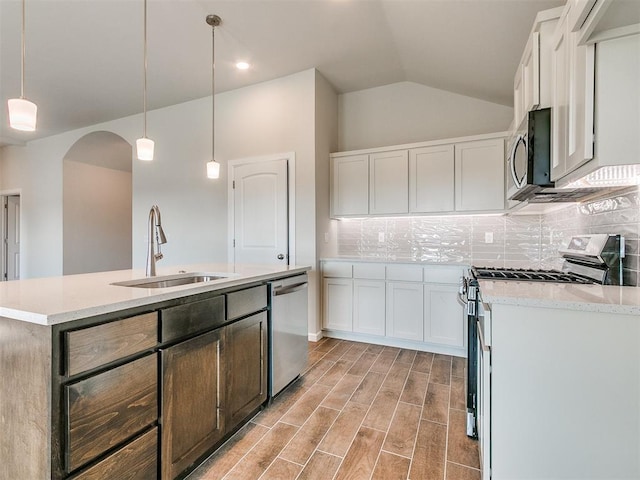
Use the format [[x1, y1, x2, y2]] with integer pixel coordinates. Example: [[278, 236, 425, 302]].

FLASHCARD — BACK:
[[236, 61, 250, 70]]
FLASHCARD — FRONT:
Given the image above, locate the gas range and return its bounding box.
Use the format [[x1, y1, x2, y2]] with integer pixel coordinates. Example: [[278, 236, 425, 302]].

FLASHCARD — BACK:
[[471, 234, 625, 286], [471, 267, 596, 284]]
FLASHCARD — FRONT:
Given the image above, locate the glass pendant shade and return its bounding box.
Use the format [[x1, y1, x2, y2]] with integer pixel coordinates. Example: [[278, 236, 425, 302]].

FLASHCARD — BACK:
[[207, 160, 220, 179], [8, 98, 37, 131], [136, 137, 155, 161]]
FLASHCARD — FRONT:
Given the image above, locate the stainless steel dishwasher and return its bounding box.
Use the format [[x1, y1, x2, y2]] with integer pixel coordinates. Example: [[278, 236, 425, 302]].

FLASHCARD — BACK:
[[269, 274, 308, 397]]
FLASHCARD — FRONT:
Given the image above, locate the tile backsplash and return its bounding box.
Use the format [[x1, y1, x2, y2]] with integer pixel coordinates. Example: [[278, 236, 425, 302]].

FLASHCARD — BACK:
[[336, 186, 639, 286]]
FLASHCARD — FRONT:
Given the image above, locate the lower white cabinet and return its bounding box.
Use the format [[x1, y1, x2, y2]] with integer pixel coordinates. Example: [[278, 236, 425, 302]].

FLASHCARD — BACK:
[[353, 280, 385, 336], [322, 261, 465, 355], [424, 284, 465, 348], [323, 278, 353, 331], [386, 282, 424, 341]]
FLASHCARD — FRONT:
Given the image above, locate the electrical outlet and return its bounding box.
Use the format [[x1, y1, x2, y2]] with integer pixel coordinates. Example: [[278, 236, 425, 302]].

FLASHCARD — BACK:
[[378, 232, 385, 243], [324, 232, 329, 243], [485, 232, 494, 244]]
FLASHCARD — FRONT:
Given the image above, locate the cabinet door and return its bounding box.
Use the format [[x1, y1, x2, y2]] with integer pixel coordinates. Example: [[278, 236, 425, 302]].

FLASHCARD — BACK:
[[513, 63, 525, 128], [523, 32, 541, 112], [369, 150, 409, 214], [226, 312, 268, 428], [551, 12, 570, 180], [323, 278, 353, 332], [424, 284, 465, 348], [161, 329, 225, 480], [454, 139, 505, 212], [567, 34, 595, 172], [353, 280, 385, 336], [409, 145, 454, 213], [331, 155, 369, 216], [386, 282, 424, 341]]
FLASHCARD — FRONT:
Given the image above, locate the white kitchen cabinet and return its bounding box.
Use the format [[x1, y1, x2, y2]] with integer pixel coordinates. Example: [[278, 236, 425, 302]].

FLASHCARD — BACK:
[[513, 8, 562, 128], [369, 150, 409, 214], [331, 154, 369, 216], [424, 284, 464, 348], [408, 145, 454, 213], [323, 278, 352, 332], [353, 279, 385, 336], [454, 139, 505, 212], [521, 32, 540, 115], [386, 282, 424, 341], [551, 5, 595, 181], [571, 0, 640, 45]]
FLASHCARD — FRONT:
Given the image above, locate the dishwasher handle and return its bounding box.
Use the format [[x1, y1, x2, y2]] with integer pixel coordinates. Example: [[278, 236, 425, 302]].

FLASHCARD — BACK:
[[273, 281, 308, 296]]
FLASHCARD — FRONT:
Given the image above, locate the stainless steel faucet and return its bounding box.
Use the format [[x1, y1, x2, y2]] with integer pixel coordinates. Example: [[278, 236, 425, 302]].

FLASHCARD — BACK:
[[146, 205, 167, 277]]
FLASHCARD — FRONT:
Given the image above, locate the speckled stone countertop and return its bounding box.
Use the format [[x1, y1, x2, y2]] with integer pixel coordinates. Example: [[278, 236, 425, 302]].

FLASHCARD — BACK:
[[0, 263, 310, 326], [479, 280, 640, 315]]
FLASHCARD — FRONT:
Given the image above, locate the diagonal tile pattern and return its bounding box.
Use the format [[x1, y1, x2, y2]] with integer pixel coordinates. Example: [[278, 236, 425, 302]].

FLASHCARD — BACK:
[[188, 338, 480, 480]]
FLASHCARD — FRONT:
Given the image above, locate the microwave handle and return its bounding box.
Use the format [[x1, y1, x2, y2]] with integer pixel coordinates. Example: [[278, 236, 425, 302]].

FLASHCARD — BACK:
[[509, 134, 526, 189]]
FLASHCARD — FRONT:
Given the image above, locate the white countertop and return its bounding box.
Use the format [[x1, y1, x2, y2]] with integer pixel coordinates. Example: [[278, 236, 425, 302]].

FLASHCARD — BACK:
[[321, 257, 469, 266], [0, 263, 310, 326], [479, 280, 640, 315]]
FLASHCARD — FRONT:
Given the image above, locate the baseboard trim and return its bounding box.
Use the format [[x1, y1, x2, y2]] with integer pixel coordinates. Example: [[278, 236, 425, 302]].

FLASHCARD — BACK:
[[308, 331, 324, 342]]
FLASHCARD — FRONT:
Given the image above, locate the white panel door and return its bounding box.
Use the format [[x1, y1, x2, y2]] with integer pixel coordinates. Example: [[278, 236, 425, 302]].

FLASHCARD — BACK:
[[386, 281, 423, 341], [353, 279, 385, 336], [232, 159, 288, 264], [454, 139, 505, 212], [331, 155, 369, 216], [4, 195, 20, 280], [369, 150, 409, 214], [323, 278, 353, 331], [409, 145, 454, 213], [424, 284, 464, 347]]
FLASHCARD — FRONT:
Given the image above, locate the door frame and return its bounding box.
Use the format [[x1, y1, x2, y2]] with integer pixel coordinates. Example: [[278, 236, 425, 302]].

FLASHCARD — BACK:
[[1, 189, 22, 281], [227, 152, 296, 266]]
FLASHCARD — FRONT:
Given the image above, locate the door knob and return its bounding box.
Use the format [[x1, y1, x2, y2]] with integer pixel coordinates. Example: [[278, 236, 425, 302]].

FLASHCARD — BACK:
[[277, 254, 285, 260]]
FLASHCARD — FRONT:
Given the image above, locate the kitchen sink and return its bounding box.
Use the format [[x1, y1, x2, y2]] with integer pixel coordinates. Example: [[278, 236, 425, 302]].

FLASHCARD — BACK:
[[111, 272, 237, 288]]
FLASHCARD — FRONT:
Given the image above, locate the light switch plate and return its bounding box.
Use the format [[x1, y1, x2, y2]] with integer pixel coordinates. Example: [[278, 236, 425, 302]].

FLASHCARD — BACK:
[[378, 232, 385, 243], [485, 232, 494, 244]]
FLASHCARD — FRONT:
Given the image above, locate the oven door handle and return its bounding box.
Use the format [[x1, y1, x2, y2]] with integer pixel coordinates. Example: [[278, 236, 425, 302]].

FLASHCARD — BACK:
[[476, 319, 490, 353]]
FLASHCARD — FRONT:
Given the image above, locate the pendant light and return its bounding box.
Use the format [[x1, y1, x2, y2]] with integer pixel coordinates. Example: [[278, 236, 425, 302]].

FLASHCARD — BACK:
[[206, 14, 221, 179], [8, 0, 37, 132], [136, 0, 154, 161]]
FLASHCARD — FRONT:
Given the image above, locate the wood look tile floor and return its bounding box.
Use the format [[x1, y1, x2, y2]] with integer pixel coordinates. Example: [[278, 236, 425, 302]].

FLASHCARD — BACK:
[[187, 338, 480, 480]]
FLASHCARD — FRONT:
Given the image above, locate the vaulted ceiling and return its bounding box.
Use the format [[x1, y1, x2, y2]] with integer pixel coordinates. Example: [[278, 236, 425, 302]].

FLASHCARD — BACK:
[[0, 0, 565, 145]]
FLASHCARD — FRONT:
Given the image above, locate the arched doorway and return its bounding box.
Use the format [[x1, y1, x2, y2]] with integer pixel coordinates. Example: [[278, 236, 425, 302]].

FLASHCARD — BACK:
[[62, 131, 132, 275]]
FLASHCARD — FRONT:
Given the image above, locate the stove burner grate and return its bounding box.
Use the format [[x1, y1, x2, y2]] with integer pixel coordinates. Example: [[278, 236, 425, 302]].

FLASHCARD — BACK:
[[471, 267, 596, 284]]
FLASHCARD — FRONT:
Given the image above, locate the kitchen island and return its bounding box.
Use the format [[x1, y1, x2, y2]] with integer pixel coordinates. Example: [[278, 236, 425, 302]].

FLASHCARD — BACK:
[[477, 280, 640, 479], [0, 263, 310, 480]]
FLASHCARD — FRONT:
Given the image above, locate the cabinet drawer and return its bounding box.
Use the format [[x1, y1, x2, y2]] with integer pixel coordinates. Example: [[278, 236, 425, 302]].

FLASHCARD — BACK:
[[65, 312, 158, 376], [322, 261, 352, 278], [227, 285, 268, 321], [353, 263, 385, 280], [71, 428, 157, 480], [424, 266, 465, 284], [161, 295, 225, 342], [386, 265, 423, 282], [65, 353, 158, 472]]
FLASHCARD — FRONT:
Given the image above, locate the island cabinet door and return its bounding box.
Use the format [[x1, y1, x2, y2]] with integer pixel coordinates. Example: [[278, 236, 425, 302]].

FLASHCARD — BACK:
[[225, 311, 268, 429], [161, 328, 226, 480], [64, 353, 158, 473]]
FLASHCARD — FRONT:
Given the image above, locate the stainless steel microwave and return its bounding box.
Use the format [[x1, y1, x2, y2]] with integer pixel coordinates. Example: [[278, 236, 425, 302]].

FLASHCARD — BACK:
[[507, 108, 553, 201]]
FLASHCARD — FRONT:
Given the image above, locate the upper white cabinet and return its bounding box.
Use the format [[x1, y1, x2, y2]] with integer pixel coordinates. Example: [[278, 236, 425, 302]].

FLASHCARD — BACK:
[[409, 145, 455, 213], [551, 3, 597, 181], [330, 132, 507, 218], [331, 154, 369, 217], [513, 8, 563, 128], [369, 150, 409, 214], [455, 139, 505, 212], [570, 0, 640, 45]]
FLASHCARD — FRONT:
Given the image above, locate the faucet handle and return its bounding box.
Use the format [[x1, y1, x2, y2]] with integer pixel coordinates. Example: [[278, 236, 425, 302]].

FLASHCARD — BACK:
[[155, 252, 164, 261]]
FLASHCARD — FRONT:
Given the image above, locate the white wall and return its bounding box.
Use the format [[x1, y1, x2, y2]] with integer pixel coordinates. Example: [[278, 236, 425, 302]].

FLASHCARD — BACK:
[[63, 160, 132, 275], [314, 71, 339, 338], [338, 81, 513, 151]]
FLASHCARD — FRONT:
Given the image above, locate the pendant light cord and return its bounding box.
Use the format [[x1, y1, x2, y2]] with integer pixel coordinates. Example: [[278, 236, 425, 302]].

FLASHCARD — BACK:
[[20, 0, 25, 99], [211, 21, 215, 162], [143, 0, 148, 138]]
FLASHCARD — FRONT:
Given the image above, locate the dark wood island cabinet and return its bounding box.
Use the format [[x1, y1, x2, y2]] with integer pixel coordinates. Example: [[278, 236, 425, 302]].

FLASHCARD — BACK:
[[0, 275, 288, 480]]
